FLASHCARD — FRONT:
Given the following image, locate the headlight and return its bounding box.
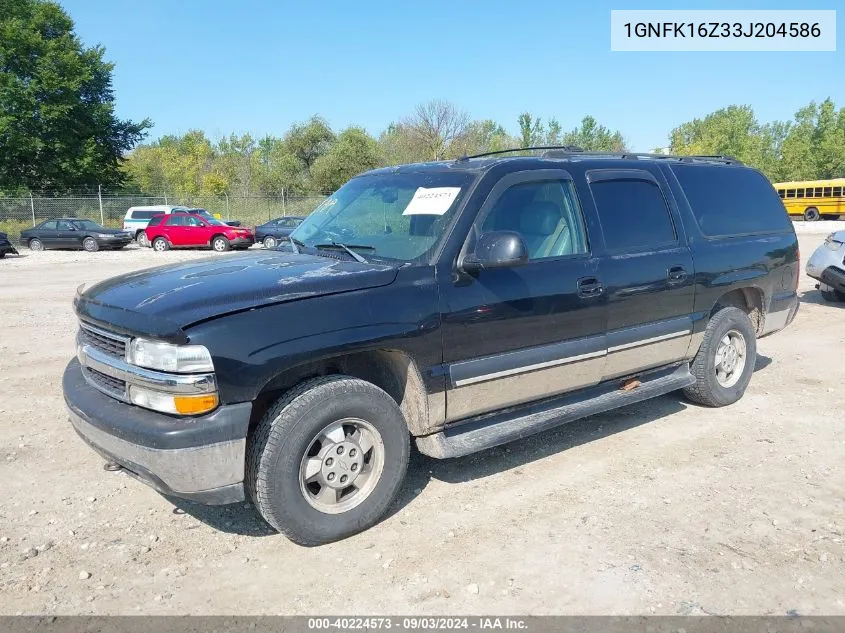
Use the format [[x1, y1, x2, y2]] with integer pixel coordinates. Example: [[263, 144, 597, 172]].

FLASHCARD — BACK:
[[126, 338, 214, 373], [824, 234, 842, 251]]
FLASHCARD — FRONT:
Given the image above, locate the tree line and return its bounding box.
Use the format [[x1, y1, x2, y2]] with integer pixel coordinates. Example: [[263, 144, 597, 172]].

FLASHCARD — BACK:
[[2, 0, 843, 198]]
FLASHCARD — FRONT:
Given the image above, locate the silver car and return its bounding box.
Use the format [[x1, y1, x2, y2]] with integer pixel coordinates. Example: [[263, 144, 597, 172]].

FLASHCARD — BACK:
[[806, 230, 845, 302]]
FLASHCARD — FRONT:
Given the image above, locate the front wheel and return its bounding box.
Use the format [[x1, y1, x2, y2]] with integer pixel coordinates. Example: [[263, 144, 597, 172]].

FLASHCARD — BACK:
[[820, 285, 845, 302], [212, 236, 230, 252], [263, 236, 277, 249], [683, 306, 757, 407], [247, 375, 410, 546]]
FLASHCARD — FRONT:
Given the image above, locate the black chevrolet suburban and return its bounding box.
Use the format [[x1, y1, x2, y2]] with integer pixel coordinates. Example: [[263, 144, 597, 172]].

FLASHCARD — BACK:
[[64, 149, 799, 545]]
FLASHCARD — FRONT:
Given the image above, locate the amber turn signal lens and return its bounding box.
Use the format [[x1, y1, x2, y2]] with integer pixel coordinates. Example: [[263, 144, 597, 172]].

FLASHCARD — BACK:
[[173, 393, 219, 415]]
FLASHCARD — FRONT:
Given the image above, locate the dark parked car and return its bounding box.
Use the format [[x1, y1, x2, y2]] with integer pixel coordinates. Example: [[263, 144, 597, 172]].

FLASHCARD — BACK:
[[255, 216, 304, 248], [64, 149, 799, 545], [0, 232, 18, 258], [21, 219, 133, 252]]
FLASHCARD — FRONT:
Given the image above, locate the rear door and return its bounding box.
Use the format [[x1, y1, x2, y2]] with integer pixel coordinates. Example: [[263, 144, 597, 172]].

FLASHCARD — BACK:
[[163, 215, 188, 245], [586, 168, 695, 380], [35, 221, 59, 247]]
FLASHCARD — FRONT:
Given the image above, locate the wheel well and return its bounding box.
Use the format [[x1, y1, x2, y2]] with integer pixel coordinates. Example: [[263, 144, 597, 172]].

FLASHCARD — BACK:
[[712, 288, 763, 334], [211, 233, 227, 242], [251, 350, 431, 437], [134, 229, 145, 237]]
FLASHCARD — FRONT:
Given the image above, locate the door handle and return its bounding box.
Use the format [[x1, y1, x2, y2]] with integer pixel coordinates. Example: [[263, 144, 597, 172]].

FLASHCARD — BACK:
[[577, 277, 604, 298], [667, 266, 688, 284]]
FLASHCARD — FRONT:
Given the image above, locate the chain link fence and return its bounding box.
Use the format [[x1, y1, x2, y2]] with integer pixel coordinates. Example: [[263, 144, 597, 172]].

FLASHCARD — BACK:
[[0, 192, 329, 244]]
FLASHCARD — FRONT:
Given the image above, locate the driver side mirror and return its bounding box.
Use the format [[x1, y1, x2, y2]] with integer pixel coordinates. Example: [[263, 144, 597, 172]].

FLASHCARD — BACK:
[[462, 231, 529, 273]]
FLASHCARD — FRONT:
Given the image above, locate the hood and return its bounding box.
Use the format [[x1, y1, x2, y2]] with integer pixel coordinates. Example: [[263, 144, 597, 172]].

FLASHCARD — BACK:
[[75, 251, 399, 341]]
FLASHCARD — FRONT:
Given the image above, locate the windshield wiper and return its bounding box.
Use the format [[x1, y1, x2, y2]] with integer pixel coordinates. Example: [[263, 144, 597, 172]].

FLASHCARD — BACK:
[[286, 236, 305, 254], [314, 241, 374, 263]]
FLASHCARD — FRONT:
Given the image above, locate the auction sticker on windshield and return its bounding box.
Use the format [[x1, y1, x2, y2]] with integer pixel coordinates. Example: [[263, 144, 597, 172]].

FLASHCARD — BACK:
[[402, 187, 461, 215]]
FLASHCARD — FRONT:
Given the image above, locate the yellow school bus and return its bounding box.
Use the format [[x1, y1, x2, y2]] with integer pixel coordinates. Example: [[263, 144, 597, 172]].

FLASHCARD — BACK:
[[773, 179, 845, 221]]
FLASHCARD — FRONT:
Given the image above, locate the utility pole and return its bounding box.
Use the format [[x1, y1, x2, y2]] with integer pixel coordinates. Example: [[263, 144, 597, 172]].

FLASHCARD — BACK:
[[29, 192, 36, 226]]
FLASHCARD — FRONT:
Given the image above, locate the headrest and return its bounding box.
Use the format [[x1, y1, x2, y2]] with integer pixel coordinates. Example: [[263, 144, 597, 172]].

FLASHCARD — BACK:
[[519, 202, 561, 236]]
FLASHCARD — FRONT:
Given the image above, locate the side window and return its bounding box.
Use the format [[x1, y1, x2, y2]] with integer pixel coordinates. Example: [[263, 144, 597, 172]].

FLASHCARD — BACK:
[[40, 221, 57, 230], [823, 187, 832, 197], [131, 210, 156, 220], [186, 216, 204, 227], [796, 189, 804, 198], [147, 215, 164, 227], [56, 221, 72, 230], [786, 189, 796, 198], [165, 215, 183, 226], [671, 164, 791, 236], [834, 186, 843, 197], [589, 177, 675, 250], [479, 179, 588, 260], [777, 189, 785, 198]]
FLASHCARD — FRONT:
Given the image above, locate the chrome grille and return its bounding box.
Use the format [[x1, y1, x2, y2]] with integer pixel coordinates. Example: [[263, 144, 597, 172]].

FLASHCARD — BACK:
[[78, 322, 129, 359], [81, 366, 127, 400]]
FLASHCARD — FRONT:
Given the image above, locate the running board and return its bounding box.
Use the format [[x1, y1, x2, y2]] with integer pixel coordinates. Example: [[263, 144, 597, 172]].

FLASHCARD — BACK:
[[416, 363, 695, 459]]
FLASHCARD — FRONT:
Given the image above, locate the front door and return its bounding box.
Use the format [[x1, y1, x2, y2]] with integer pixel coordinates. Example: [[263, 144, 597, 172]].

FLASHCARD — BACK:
[[439, 170, 607, 423], [585, 168, 695, 380], [55, 220, 80, 248]]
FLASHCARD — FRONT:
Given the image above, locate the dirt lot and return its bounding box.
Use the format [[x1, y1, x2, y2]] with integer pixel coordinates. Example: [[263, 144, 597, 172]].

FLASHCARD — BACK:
[[0, 227, 843, 616]]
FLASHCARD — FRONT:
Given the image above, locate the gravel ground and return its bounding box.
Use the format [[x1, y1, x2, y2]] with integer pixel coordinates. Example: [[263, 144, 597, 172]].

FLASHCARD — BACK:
[[0, 227, 843, 615]]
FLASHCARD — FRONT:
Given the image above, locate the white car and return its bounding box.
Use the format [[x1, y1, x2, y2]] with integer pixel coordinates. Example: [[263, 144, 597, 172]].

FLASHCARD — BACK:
[[806, 230, 845, 302], [123, 206, 187, 246]]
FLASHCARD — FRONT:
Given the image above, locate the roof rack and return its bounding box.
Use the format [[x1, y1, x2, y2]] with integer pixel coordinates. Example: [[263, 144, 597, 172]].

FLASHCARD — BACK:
[[455, 145, 585, 161], [541, 150, 743, 165], [455, 146, 743, 166]]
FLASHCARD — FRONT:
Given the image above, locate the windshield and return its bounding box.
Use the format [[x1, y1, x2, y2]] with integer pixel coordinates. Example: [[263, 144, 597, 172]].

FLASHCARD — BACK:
[[290, 171, 474, 262], [202, 215, 228, 226], [71, 220, 102, 230]]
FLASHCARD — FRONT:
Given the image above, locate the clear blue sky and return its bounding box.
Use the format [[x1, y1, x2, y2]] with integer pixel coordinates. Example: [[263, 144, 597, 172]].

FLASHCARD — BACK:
[[60, 0, 843, 151]]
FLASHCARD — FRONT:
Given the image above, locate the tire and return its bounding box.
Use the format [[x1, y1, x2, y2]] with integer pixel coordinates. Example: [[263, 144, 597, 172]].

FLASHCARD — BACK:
[[821, 288, 845, 302], [683, 306, 757, 408], [151, 237, 169, 252], [136, 232, 149, 247], [28, 238, 44, 252], [263, 236, 277, 249], [803, 207, 821, 222], [212, 236, 230, 252], [247, 375, 410, 546], [82, 237, 99, 252]]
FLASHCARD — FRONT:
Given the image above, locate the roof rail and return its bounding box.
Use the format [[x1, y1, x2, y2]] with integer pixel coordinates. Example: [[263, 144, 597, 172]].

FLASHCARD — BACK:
[[540, 150, 743, 165], [455, 145, 585, 161]]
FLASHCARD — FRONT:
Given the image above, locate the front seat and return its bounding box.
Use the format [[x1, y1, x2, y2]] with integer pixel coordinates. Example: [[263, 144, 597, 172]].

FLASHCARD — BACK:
[[519, 202, 564, 259]]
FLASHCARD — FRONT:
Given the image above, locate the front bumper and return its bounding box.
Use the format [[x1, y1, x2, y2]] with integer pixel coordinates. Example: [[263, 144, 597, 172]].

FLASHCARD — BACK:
[[820, 266, 845, 294], [98, 236, 133, 247], [0, 243, 18, 255], [63, 358, 251, 505]]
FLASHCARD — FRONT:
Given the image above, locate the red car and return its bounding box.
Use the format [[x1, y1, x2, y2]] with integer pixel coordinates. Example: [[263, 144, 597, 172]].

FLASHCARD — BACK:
[[145, 213, 254, 252]]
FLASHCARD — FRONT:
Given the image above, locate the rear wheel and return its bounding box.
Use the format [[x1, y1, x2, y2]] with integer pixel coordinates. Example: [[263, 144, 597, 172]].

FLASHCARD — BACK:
[[683, 306, 757, 407], [136, 232, 149, 247], [28, 238, 44, 252], [263, 236, 277, 249], [247, 375, 410, 546], [82, 237, 99, 252], [803, 207, 821, 222], [151, 237, 169, 252], [212, 235, 230, 252]]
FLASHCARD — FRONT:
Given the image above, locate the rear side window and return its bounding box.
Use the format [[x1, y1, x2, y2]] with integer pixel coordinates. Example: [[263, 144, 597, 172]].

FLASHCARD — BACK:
[[672, 165, 791, 236], [131, 210, 159, 220], [147, 215, 164, 227], [589, 178, 675, 250], [40, 221, 57, 230], [165, 215, 186, 226]]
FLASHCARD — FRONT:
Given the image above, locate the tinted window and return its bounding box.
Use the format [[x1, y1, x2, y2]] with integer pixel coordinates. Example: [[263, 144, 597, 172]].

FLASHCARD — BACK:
[[777, 189, 785, 198], [823, 187, 832, 196], [796, 189, 805, 198], [165, 215, 186, 226], [40, 221, 57, 230], [131, 210, 160, 220], [589, 177, 675, 250], [479, 179, 588, 260], [672, 165, 791, 236], [147, 215, 164, 227], [786, 189, 796, 198], [834, 187, 843, 197]]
